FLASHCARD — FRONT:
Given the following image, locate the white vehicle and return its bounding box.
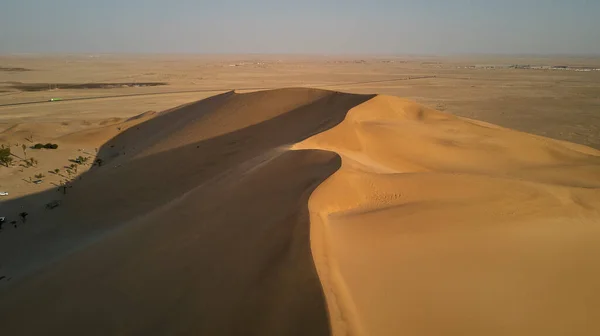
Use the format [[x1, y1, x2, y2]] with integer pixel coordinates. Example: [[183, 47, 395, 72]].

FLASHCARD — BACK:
[[0, 192, 8, 196]]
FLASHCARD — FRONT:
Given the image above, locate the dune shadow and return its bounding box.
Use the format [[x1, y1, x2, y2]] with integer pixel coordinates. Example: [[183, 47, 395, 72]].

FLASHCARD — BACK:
[[0, 88, 375, 335]]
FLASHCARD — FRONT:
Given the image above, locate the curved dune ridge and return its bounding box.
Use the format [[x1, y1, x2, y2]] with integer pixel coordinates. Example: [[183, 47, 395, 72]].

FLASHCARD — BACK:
[[0, 88, 599, 335], [293, 95, 600, 336], [0, 88, 373, 335]]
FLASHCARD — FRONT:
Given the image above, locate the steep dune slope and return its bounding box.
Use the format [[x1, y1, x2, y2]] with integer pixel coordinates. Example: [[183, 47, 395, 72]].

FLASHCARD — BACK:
[[0, 89, 374, 335], [294, 95, 600, 336], [2, 89, 599, 336]]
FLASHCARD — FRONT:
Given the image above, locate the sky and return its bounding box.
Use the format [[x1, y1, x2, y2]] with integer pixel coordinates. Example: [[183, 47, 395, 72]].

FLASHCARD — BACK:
[[1, 0, 599, 55]]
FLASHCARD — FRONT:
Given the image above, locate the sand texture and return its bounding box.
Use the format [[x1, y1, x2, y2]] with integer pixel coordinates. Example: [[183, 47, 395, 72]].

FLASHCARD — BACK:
[[0, 89, 372, 335], [294, 95, 600, 336], [1, 88, 599, 335]]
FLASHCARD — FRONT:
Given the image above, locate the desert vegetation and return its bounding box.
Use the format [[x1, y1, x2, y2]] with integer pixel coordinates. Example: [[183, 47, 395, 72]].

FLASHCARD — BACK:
[[10, 82, 167, 92], [22, 157, 38, 168], [0, 146, 13, 167], [0, 66, 32, 72], [71, 155, 89, 165], [31, 143, 58, 149]]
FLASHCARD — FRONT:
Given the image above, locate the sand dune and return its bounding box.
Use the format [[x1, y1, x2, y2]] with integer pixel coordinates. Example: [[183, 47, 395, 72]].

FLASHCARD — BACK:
[[1, 89, 599, 335], [0, 88, 372, 335], [294, 95, 600, 335], [56, 111, 157, 146]]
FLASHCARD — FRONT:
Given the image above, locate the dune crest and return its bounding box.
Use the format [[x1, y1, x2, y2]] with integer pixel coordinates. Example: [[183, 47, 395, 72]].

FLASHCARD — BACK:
[[0, 88, 374, 336], [294, 95, 600, 336], [2, 89, 599, 335]]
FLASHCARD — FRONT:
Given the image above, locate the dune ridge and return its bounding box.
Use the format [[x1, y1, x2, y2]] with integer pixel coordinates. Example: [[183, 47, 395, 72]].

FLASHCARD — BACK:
[[1, 88, 599, 335], [294, 95, 600, 335], [0, 88, 373, 335]]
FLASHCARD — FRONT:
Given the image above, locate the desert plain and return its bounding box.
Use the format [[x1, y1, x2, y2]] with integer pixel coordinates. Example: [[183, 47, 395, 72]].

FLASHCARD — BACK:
[[0, 54, 600, 335]]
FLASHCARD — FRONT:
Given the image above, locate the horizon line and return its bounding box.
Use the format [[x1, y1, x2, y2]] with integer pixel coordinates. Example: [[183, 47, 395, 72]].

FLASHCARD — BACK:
[[2, 52, 600, 58]]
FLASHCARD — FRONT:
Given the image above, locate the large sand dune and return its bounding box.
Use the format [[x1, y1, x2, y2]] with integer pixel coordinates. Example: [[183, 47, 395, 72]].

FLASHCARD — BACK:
[[0, 88, 373, 335], [1, 88, 599, 335], [294, 95, 600, 335]]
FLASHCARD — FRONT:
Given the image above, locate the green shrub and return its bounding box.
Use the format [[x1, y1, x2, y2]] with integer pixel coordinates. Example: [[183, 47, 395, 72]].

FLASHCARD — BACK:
[[31, 143, 58, 149], [0, 147, 12, 167]]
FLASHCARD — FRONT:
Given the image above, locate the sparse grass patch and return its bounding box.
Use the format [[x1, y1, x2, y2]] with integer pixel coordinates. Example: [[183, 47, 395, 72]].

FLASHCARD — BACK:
[[70, 156, 89, 165], [0, 146, 13, 167]]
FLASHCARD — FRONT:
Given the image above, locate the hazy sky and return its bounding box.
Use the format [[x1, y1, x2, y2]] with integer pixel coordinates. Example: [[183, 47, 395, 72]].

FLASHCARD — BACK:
[[1, 0, 599, 54]]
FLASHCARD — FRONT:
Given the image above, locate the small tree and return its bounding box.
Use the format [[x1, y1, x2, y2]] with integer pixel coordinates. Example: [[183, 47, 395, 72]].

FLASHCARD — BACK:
[[22, 144, 27, 158], [34, 173, 44, 179], [54, 168, 60, 174], [1, 156, 13, 167], [0, 147, 12, 167]]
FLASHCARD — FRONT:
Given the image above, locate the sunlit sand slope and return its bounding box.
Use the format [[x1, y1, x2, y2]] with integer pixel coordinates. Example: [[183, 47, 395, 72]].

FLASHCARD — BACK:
[[295, 95, 600, 336]]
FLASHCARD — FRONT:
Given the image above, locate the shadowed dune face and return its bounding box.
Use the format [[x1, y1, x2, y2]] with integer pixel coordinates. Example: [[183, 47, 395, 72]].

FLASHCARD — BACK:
[[2, 87, 600, 336], [0, 88, 374, 335], [0, 150, 339, 336]]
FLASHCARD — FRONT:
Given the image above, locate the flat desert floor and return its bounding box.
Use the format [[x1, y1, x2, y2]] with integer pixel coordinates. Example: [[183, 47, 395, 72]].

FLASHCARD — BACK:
[[2, 55, 599, 148], [0, 55, 599, 335]]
